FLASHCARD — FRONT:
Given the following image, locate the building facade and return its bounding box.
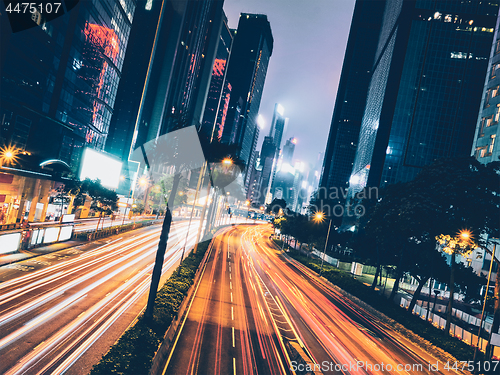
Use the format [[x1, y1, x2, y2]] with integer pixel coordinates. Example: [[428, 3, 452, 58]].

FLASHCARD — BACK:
[[200, 12, 233, 142], [104, 0, 224, 194], [347, 0, 498, 197], [319, 0, 385, 199], [221, 13, 273, 189], [1, 0, 136, 174], [472, 8, 500, 164]]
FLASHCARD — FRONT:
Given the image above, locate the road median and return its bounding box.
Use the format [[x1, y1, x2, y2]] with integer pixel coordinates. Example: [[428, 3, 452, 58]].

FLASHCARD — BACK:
[[89, 238, 213, 375]]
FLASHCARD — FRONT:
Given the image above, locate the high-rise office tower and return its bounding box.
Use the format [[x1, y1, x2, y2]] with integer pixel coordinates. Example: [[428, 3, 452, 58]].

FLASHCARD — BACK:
[[269, 103, 286, 152], [105, 0, 164, 182], [472, 10, 500, 164], [256, 135, 276, 204], [200, 12, 233, 142], [282, 137, 296, 165], [347, 0, 498, 197], [221, 13, 273, 187], [319, 0, 385, 197], [105, 0, 224, 192], [1, 0, 136, 173]]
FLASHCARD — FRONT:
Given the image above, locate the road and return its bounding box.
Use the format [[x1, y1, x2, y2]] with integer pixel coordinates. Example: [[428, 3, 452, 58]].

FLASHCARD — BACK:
[[0, 219, 201, 375], [162, 225, 462, 375]]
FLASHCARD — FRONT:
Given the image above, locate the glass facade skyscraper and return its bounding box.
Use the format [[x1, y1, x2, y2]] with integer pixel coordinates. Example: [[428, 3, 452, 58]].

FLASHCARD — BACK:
[[200, 13, 233, 142], [222, 13, 273, 188], [269, 103, 286, 153], [320, 0, 385, 198], [1, 0, 135, 173], [348, 0, 498, 196]]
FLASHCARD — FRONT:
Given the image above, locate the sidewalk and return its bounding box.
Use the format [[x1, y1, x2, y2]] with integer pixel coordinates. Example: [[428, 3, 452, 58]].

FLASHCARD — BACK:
[[0, 240, 84, 267]]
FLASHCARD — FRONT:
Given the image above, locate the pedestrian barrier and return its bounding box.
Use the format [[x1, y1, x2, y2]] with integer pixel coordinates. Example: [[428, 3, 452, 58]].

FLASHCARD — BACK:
[[401, 297, 500, 358]]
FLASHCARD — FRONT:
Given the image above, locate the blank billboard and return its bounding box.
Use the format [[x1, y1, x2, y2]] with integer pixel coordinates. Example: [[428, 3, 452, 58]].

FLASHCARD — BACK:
[[79, 148, 122, 189]]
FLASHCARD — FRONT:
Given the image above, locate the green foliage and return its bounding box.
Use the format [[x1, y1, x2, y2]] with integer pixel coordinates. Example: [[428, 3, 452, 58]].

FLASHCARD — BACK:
[[90, 240, 211, 375], [74, 178, 118, 214], [266, 198, 287, 215], [131, 202, 145, 215], [149, 175, 188, 210]]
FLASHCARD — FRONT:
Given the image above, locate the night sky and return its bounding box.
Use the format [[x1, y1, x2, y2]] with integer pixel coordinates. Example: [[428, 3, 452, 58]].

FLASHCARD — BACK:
[[223, 0, 356, 169]]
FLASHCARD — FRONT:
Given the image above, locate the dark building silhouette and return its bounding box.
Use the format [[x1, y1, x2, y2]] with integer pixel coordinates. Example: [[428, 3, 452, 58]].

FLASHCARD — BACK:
[[256, 135, 276, 204], [221, 13, 273, 189], [200, 12, 233, 142], [347, 0, 498, 198], [269, 103, 286, 153], [282, 137, 296, 165], [319, 0, 385, 199], [105, 0, 224, 192], [1, 0, 135, 173]]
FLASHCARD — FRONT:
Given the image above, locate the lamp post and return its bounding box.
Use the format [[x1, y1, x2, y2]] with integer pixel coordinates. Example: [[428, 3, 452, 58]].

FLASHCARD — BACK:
[[314, 212, 332, 277], [436, 229, 476, 335], [432, 290, 440, 320], [473, 237, 496, 371]]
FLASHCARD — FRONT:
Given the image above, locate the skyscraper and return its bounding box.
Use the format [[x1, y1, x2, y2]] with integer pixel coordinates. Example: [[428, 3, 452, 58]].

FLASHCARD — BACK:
[[221, 13, 273, 188], [347, 0, 498, 197], [319, 0, 385, 197], [1, 0, 136, 173], [128, 0, 224, 151], [472, 10, 500, 164], [105, 0, 224, 192], [256, 135, 276, 204], [200, 12, 233, 142], [269, 103, 286, 152], [282, 137, 296, 165]]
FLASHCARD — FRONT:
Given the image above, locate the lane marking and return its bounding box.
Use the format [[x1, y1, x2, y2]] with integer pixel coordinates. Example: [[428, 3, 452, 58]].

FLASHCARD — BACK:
[[232, 327, 235, 347], [229, 273, 231, 280], [230, 281, 232, 290], [231, 306, 234, 320], [233, 357, 236, 375], [231, 292, 233, 303]]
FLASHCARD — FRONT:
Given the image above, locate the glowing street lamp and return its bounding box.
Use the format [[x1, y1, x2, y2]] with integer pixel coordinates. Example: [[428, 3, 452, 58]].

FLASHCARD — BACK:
[[436, 229, 477, 335], [0, 145, 21, 166], [222, 158, 233, 166]]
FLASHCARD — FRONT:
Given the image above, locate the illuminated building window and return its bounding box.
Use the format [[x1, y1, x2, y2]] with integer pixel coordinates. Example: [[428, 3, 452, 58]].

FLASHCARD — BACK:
[[476, 147, 487, 158], [31, 10, 42, 25], [489, 134, 496, 154], [491, 63, 500, 78], [496, 40, 500, 54]]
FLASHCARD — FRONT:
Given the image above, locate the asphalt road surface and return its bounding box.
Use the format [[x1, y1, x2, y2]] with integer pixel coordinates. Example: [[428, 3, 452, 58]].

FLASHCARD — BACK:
[[0, 219, 201, 375], [161, 225, 464, 375]]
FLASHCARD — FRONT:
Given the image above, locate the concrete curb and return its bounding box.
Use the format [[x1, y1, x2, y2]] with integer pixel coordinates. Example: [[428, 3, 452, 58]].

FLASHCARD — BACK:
[[148, 231, 220, 375]]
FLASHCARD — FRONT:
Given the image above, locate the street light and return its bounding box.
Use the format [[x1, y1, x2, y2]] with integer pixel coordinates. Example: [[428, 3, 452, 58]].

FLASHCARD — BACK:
[[0, 144, 20, 166], [313, 211, 332, 276], [436, 229, 477, 335]]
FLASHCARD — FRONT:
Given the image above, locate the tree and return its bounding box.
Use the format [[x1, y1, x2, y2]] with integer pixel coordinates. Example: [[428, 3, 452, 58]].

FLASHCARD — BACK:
[[436, 231, 478, 334], [148, 175, 188, 213], [80, 179, 118, 231], [266, 198, 287, 215], [131, 202, 145, 215]]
